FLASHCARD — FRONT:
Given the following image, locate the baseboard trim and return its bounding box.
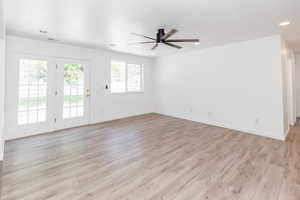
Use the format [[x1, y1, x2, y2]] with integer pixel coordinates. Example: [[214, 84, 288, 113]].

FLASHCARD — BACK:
[[5, 112, 155, 141], [5, 112, 285, 142], [155, 112, 285, 141], [0, 139, 3, 161]]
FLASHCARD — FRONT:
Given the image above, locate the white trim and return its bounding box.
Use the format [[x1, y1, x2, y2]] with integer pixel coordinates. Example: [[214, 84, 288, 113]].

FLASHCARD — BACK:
[[5, 112, 286, 142], [5, 112, 154, 141], [285, 126, 291, 139], [0, 138, 3, 160], [155, 112, 286, 141]]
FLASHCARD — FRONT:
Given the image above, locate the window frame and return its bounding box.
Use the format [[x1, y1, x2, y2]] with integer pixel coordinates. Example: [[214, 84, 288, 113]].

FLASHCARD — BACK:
[[110, 60, 144, 94]]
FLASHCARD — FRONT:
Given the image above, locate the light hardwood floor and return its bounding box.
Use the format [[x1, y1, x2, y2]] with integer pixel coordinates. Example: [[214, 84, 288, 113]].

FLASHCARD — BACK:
[[1, 113, 300, 200]]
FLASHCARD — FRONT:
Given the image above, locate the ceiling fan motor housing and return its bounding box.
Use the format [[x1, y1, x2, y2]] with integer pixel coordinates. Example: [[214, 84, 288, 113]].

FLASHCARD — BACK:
[[157, 29, 165, 43]]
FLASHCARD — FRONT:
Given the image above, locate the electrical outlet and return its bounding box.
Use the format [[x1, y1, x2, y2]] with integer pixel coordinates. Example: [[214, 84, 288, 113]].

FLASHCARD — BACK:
[[255, 118, 260, 125]]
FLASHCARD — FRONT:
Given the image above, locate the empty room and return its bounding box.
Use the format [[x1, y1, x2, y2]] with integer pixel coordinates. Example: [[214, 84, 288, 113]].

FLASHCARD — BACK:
[[0, 0, 300, 199]]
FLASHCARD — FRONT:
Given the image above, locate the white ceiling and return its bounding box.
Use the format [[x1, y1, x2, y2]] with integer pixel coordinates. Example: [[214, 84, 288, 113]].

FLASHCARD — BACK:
[[4, 0, 300, 57]]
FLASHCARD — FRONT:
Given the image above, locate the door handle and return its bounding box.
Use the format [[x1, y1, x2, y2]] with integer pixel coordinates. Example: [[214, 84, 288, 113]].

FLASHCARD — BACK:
[[86, 89, 90, 97]]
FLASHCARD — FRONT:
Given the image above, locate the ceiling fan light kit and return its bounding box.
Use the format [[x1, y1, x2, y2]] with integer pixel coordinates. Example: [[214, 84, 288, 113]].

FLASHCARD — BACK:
[[131, 28, 200, 50]]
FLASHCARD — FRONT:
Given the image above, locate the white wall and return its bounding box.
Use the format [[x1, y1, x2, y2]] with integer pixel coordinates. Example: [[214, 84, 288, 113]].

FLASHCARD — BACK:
[[4, 35, 292, 142], [5, 36, 154, 140], [0, 0, 5, 160], [0, 39, 5, 160], [296, 54, 300, 117], [154, 35, 286, 140]]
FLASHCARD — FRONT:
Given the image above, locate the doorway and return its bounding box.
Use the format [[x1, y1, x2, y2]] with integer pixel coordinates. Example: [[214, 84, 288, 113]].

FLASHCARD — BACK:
[[5, 53, 90, 139]]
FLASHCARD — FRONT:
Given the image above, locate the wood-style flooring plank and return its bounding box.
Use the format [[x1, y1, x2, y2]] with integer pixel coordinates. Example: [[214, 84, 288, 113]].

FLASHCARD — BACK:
[[1, 113, 300, 200]]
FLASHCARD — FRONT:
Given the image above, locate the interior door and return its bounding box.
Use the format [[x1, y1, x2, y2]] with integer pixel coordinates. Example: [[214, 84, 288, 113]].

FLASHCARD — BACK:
[[55, 60, 90, 130]]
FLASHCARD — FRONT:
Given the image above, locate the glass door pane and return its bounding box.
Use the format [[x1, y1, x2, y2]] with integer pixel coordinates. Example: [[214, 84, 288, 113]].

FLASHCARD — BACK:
[[18, 59, 48, 125], [55, 60, 90, 130], [63, 64, 85, 119], [6, 55, 90, 140], [5, 55, 56, 140]]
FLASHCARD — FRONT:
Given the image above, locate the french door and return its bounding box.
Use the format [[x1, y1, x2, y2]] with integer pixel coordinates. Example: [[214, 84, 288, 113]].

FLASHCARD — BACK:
[[55, 60, 90, 130], [5, 54, 90, 140]]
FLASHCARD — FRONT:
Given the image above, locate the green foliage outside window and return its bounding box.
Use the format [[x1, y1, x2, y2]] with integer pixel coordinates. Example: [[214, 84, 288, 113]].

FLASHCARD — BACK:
[[64, 64, 84, 85]]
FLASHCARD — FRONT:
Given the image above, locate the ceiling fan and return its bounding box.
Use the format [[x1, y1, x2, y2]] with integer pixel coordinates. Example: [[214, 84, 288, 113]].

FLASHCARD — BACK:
[[130, 28, 200, 50]]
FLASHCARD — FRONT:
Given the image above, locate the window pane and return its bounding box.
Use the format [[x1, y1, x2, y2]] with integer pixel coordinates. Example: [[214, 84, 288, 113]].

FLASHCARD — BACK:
[[127, 64, 142, 92], [38, 97, 47, 109], [38, 109, 46, 122], [70, 107, 77, 118], [28, 110, 38, 124], [63, 107, 70, 119], [63, 63, 85, 119], [18, 59, 47, 125], [111, 61, 126, 93], [77, 106, 84, 116]]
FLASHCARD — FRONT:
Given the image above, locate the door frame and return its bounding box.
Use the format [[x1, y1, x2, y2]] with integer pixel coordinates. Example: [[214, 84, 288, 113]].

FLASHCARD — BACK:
[[5, 52, 92, 140], [54, 58, 91, 130]]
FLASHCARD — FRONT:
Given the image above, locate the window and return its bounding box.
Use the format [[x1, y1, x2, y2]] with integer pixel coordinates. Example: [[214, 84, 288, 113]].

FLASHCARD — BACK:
[[111, 61, 143, 93], [127, 64, 142, 92], [111, 61, 126, 93], [18, 59, 47, 125]]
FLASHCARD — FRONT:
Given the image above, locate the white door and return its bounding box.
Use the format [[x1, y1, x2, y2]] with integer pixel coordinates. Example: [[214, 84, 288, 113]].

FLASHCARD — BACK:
[[55, 60, 90, 130], [5, 54, 57, 139], [5, 54, 90, 140]]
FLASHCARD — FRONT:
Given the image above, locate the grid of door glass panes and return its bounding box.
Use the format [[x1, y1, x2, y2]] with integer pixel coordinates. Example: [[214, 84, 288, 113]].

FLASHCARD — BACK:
[[18, 59, 47, 125], [63, 63, 85, 119]]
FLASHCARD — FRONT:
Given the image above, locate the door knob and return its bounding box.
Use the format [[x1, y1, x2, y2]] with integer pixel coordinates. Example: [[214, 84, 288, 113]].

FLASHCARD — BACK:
[[86, 89, 90, 97]]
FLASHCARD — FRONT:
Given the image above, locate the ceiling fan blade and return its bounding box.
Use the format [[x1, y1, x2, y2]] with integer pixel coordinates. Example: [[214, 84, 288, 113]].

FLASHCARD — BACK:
[[131, 32, 156, 41], [151, 43, 158, 50], [165, 39, 200, 43], [164, 42, 182, 49], [128, 41, 156, 45], [161, 29, 178, 40]]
